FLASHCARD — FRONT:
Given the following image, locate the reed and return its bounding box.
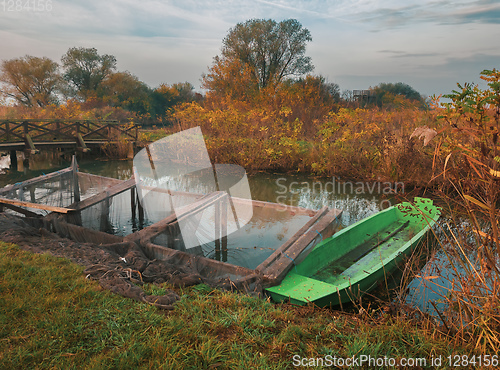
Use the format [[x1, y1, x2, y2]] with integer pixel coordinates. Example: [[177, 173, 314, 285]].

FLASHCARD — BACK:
[[399, 69, 500, 352]]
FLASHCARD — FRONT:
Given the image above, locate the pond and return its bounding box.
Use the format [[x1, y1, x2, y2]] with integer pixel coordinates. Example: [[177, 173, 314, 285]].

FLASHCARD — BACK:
[[0, 151, 403, 227]]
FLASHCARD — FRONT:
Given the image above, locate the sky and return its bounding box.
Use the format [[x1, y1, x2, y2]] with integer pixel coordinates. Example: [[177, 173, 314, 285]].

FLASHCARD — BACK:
[[1, 0, 499, 97]]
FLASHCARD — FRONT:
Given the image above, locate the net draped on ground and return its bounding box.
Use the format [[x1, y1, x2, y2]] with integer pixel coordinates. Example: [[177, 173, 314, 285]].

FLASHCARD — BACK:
[[0, 213, 264, 309]]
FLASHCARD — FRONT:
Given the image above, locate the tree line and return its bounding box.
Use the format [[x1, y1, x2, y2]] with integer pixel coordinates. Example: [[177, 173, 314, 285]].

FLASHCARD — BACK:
[[0, 19, 426, 125], [0, 47, 201, 122]]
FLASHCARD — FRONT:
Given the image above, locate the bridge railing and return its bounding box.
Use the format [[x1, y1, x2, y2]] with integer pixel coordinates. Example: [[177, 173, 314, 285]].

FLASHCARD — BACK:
[[0, 119, 138, 143]]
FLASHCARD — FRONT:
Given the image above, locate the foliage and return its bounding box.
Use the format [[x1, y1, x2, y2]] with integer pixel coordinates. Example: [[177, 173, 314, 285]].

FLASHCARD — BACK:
[[370, 82, 424, 109], [0, 55, 61, 107], [149, 82, 201, 121], [0, 242, 472, 369], [169, 99, 437, 183], [61, 47, 117, 101], [421, 69, 500, 352], [0, 99, 139, 123], [98, 71, 152, 115], [203, 18, 313, 100]]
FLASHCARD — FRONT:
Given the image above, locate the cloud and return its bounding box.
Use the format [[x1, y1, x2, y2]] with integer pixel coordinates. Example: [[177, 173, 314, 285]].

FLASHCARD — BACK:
[[351, 0, 500, 29], [379, 50, 440, 58], [450, 0, 500, 24]]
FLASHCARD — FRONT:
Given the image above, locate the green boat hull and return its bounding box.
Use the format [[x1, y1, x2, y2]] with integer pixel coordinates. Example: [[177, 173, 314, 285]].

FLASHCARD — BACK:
[[265, 197, 441, 307]]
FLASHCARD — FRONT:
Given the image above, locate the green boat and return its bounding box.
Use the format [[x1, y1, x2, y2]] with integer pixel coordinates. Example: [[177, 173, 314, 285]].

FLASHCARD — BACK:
[[265, 197, 441, 307]]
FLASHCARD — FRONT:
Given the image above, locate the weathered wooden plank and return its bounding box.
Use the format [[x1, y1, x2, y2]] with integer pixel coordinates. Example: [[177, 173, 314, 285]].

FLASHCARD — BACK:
[[0, 197, 74, 214], [0, 202, 41, 217], [125, 191, 228, 244], [255, 206, 330, 273], [260, 208, 342, 283], [0, 168, 73, 195], [76, 172, 123, 187], [142, 241, 258, 280], [76, 133, 90, 152], [68, 178, 136, 211], [24, 134, 39, 154], [0, 121, 24, 141]]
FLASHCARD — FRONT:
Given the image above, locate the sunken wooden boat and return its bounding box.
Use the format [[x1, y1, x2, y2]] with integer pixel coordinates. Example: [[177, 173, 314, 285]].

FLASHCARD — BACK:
[[265, 197, 441, 307]]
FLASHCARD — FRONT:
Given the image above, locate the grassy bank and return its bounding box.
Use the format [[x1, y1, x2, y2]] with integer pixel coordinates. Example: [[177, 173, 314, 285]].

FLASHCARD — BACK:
[[0, 241, 472, 369]]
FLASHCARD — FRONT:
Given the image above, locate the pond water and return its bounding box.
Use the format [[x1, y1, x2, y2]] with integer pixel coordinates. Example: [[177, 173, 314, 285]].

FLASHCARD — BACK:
[[0, 151, 403, 226], [0, 150, 448, 311]]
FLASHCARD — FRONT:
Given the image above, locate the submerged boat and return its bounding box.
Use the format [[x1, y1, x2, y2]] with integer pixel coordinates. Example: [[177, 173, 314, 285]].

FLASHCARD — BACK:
[[265, 197, 441, 307]]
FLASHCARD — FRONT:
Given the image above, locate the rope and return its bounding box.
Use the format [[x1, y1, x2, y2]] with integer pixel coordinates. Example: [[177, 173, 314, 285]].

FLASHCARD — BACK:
[[283, 251, 297, 272]]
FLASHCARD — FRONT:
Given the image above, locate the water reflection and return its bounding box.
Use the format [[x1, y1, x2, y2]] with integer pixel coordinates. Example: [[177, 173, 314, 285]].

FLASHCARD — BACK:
[[1, 154, 398, 228]]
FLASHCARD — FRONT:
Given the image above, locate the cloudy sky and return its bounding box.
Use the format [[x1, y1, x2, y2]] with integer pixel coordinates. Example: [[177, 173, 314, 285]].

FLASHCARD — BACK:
[[1, 0, 499, 97]]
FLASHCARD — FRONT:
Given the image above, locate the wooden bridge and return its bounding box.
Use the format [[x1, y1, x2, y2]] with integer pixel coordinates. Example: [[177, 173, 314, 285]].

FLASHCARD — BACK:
[[0, 119, 138, 154]]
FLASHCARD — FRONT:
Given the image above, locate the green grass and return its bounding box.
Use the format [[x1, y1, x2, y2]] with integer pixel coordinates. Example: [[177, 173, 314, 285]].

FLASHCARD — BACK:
[[0, 242, 471, 369]]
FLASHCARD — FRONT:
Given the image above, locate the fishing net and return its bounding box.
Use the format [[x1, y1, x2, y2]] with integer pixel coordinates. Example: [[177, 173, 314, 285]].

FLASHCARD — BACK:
[[0, 212, 262, 309], [133, 126, 253, 254]]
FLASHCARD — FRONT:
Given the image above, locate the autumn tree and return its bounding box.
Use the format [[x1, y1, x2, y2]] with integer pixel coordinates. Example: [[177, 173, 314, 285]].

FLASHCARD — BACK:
[[61, 47, 116, 100], [370, 82, 424, 108], [0, 55, 61, 107], [203, 19, 313, 100], [150, 82, 201, 119], [98, 71, 151, 114]]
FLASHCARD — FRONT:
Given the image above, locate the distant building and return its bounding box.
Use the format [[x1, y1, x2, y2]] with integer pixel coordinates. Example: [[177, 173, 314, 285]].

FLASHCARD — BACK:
[[353, 90, 375, 104]]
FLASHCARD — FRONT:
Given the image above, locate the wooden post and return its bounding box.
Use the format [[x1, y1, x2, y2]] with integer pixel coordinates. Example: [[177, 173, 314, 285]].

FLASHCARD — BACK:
[[9, 150, 17, 170], [25, 134, 39, 154], [127, 141, 134, 159], [100, 193, 111, 232], [22, 153, 29, 171], [137, 193, 144, 228], [221, 195, 228, 262], [130, 186, 136, 220], [71, 155, 81, 203], [69, 155, 82, 225], [214, 196, 221, 261], [76, 133, 90, 153], [29, 186, 36, 203]]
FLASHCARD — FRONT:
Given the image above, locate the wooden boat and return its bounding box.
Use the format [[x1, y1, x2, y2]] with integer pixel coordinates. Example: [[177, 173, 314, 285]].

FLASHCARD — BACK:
[[265, 197, 441, 307]]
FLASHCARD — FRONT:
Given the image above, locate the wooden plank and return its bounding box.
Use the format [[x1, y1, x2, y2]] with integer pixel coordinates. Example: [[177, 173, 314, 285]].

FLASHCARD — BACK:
[[71, 156, 81, 203], [0, 202, 41, 217], [76, 133, 90, 152], [231, 196, 318, 216], [0, 197, 74, 214], [125, 191, 228, 244], [255, 206, 330, 273], [24, 134, 39, 154], [260, 209, 342, 283], [68, 178, 136, 211], [0, 167, 73, 195]]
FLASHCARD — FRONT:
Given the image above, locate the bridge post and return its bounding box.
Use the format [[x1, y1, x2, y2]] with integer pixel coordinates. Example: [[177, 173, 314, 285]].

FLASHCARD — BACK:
[[9, 150, 17, 170]]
